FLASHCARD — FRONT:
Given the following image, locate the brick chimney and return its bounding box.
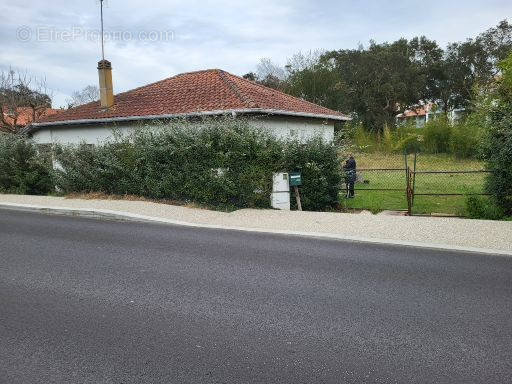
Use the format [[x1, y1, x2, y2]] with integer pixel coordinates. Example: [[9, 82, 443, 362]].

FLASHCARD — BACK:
[[98, 59, 114, 108]]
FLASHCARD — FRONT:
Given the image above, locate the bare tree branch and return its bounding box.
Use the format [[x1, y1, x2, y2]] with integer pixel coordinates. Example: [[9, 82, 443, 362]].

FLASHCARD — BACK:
[[66, 85, 99, 108], [0, 67, 53, 133]]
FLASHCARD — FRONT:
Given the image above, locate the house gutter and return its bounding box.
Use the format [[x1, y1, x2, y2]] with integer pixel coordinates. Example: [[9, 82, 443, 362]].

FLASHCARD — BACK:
[[23, 108, 351, 134]]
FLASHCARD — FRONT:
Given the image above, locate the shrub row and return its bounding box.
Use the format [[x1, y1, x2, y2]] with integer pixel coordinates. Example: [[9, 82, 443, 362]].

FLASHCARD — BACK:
[[0, 133, 53, 195], [53, 118, 343, 211]]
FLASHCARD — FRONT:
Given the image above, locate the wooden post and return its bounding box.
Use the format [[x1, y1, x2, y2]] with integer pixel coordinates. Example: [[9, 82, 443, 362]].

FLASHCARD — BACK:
[[294, 186, 302, 211]]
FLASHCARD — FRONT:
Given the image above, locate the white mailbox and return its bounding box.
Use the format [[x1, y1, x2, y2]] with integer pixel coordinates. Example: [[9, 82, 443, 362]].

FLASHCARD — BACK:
[[271, 173, 290, 210]]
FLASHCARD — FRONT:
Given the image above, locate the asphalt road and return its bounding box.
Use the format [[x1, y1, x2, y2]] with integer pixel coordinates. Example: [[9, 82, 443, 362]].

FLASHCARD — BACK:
[[1, 209, 511, 384]]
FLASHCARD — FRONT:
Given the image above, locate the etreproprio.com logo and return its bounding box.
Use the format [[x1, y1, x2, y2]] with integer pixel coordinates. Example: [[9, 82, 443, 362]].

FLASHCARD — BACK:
[[17, 26, 174, 43]]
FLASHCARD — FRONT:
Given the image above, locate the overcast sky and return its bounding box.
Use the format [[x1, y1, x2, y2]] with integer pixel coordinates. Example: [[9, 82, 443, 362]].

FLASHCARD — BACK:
[[1, 0, 511, 107]]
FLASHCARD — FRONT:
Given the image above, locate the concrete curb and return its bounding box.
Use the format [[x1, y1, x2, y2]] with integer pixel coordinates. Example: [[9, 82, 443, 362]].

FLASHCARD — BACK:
[[1, 202, 510, 257]]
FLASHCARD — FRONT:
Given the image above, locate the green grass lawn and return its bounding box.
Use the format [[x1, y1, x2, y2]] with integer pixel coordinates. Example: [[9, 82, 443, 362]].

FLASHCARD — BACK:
[[341, 153, 489, 215]]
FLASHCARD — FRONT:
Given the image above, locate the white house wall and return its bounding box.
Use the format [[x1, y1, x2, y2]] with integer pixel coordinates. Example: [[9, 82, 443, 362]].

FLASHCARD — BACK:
[[249, 116, 334, 142], [31, 124, 118, 145], [30, 116, 335, 145]]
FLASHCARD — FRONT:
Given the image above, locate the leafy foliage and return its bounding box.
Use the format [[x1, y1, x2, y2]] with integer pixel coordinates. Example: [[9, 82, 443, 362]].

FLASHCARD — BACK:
[[347, 115, 485, 158], [450, 113, 484, 159], [0, 133, 53, 195], [422, 116, 452, 154], [395, 133, 423, 154], [0, 83, 51, 110], [321, 37, 437, 131], [282, 138, 342, 211], [55, 118, 342, 211], [480, 53, 512, 215], [465, 195, 505, 220], [250, 21, 512, 131]]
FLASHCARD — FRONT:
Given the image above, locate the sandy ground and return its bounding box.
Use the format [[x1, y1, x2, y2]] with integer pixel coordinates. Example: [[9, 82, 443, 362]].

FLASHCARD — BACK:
[[1, 194, 511, 253]]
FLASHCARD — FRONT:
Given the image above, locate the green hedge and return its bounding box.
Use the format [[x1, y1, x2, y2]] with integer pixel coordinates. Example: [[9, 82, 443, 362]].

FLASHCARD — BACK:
[[282, 138, 343, 210], [465, 195, 505, 220], [0, 133, 53, 195], [481, 54, 512, 216], [481, 106, 512, 215], [54, 118, 342, 211]]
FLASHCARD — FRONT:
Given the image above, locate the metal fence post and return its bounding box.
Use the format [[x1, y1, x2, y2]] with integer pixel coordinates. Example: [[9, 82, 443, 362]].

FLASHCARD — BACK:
[[412, 151, 417, 206], [404, 152, 411, 215], [349, 150, 489, 216], [406, 167, 412, 216]]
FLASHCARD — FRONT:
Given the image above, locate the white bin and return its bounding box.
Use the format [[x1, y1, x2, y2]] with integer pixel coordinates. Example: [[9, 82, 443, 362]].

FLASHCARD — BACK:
[[271, 173, 290, 210]]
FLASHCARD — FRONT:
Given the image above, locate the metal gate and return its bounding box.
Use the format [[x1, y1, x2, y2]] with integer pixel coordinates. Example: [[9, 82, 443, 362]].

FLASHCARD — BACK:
[[405, 152, 491, 216], [348, 152, 491, 216]]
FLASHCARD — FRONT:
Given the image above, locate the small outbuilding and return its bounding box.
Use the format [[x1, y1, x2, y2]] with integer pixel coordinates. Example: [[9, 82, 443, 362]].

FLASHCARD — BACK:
[[26, 68, 350, 144]]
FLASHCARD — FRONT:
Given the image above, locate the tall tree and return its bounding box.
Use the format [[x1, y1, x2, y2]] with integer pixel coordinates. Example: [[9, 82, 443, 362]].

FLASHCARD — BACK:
[[285, 51, 345, 111], [242, 72, 257, 81], [0, 68, 52, 133], [248, 20, 511, 130], [432, 20, 512, 113], [477, 20, 512, 76], [66, 85, 99, 108], [248, 58, 288, 91], [321, 38, 439, 130]]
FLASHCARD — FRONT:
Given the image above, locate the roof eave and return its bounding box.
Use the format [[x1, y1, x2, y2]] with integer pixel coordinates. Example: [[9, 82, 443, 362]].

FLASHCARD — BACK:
[[24, 108, 351, 134]]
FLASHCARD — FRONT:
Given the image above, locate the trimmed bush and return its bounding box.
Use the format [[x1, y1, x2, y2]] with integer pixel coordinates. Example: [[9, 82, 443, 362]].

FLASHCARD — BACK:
[[0, 133, 53, 195], [282, 137, 342, 211], [465, 195, 505, 220], [55, 118, 342, 211]]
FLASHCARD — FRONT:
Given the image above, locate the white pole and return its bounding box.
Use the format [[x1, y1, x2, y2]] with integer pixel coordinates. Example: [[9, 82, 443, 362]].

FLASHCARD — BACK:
[[100, 0, 105, 60]]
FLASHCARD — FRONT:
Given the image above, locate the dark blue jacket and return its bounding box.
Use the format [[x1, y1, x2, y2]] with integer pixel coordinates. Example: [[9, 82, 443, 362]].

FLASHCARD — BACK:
[[345, 157, 356, 182]]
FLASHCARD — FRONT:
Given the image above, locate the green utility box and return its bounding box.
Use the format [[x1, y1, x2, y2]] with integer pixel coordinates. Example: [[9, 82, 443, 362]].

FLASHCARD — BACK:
[[289, 172, 302, 187]]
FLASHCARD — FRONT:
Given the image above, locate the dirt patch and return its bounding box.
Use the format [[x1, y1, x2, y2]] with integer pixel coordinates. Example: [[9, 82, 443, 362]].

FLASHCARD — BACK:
[[64, 193, 226, 212], [65, 192, 149, 202]]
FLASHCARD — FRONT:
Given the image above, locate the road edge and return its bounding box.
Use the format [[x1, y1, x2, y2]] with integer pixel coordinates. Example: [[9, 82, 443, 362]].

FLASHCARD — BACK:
[[1, 202, 510, 257]]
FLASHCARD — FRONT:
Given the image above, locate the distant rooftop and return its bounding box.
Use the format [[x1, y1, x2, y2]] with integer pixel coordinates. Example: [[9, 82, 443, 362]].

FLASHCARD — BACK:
[[1, 107, 60, 133]]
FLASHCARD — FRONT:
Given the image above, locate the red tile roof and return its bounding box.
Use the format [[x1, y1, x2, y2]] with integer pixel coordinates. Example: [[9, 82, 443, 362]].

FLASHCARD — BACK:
[[396, 103, 437, 119], [1, 107, 60, 132], [397, 107, 428, 118], [32, 69, 349, 128]]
